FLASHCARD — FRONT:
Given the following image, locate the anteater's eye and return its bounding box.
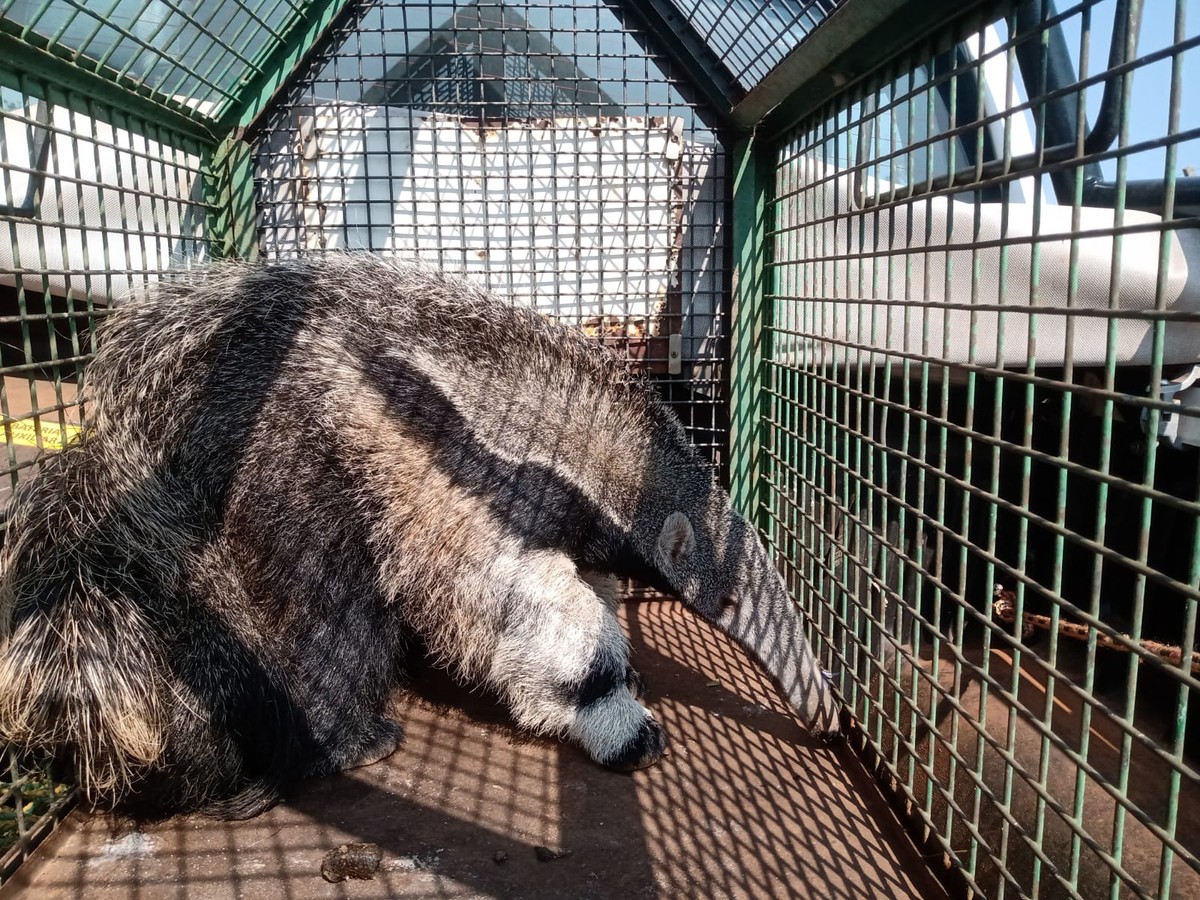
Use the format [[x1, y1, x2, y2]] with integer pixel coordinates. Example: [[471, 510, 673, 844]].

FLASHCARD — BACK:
[[720, 595, 738, 609]]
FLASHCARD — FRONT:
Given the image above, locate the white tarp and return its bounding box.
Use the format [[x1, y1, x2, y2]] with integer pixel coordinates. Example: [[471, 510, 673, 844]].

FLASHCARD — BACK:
[[774, 155, 1200, 369], [271, 104, 691, 325], [1, 98, 207, 302]]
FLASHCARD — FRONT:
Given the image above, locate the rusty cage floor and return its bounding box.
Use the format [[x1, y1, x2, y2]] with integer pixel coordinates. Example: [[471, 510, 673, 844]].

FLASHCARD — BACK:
[[2, 601, 945, 899]]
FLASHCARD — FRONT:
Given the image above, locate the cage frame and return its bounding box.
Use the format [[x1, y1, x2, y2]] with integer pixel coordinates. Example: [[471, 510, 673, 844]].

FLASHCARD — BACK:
[[0, 1, 1197, 896]]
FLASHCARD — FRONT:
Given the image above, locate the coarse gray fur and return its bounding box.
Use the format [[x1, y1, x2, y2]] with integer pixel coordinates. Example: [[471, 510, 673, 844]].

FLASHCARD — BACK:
[[0, 254, 838, 818]]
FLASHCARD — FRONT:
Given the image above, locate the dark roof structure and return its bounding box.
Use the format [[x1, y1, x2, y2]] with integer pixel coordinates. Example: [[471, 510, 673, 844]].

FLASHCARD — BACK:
[[362, 1, 621, 118]]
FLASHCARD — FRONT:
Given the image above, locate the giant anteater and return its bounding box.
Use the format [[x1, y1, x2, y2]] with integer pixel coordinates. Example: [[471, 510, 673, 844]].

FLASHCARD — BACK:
[[0, 254, 837, 818]]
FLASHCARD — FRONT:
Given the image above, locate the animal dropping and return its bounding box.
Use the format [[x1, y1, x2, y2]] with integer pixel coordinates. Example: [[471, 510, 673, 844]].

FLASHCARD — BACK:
[[320, 843, 383, 883], [0, 254, 838, 818]]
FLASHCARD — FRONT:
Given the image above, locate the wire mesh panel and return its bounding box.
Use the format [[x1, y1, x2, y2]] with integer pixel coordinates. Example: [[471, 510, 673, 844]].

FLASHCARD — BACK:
[[765, 0, 1199, 896], [0, 72, 211, 512], [0, 48, 213, 876], [252, 0, 730, 469], [0, 746, 71, 881], [666, 0, 840, 89], [0, 0, 331, 118]]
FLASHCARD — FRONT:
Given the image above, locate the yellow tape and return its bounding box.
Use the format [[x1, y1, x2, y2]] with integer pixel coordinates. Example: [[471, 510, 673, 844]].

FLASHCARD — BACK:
[[4, 420, 82, 451]]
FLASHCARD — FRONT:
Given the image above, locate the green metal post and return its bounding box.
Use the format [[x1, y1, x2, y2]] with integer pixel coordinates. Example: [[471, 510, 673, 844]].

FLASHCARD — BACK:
[[203, 0, 357, 259], [728, 134, 772, 525], [219, 0, 355, 132], [203, 135, 259, 261]]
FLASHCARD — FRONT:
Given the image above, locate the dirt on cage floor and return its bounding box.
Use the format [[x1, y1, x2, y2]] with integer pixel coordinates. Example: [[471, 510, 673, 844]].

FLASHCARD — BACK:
[[1, 601, 947, 899]]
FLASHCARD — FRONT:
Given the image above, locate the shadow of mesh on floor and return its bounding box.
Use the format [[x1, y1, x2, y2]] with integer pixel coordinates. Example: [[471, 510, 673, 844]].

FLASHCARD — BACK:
[[3, 601, 943, 899]]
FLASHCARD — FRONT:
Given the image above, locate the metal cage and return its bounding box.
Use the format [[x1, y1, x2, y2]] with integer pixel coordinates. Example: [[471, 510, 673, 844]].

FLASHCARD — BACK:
[[1, 0, 220, 869], [751, 1, 1200, 896], [0, 1, 1197, 896], [249, 0, 732, 470]]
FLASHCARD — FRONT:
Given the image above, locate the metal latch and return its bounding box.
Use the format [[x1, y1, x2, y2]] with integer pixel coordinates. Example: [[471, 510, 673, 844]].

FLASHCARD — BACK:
[[1144, 364, 1200, 448], [668, 333, 682, 375]]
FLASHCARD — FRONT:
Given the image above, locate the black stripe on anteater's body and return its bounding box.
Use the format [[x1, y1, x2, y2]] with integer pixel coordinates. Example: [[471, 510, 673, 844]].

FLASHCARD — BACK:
[[0, 255, 837, 818]]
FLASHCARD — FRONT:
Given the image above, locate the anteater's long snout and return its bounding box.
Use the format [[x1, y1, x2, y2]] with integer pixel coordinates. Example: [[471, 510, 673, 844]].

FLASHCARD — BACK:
[[717, 545, 840, 734]]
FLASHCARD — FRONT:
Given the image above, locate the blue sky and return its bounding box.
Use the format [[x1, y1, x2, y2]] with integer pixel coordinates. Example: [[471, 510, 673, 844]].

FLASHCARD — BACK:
[[1060, 0, 1198, 182]]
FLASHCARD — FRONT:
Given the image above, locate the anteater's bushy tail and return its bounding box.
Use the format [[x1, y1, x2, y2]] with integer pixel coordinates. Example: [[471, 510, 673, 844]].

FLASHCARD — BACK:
[[0, 590, 166, 796], [0, 451, 169, 804]]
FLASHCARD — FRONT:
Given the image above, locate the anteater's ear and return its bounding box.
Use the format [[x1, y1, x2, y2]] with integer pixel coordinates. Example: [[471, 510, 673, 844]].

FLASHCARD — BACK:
[[656, 512, 695, 570]]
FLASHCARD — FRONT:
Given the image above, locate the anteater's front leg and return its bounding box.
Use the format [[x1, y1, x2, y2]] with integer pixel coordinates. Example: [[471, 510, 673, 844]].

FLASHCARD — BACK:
[[579, 569, 646, 700], [429, 550, 666, 771]]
